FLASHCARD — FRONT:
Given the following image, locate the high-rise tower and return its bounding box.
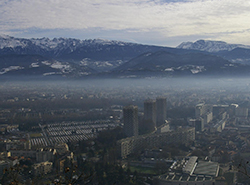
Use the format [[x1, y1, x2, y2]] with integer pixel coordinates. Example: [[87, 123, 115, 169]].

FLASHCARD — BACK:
[[123, 105, 138, 137], [144, 99, 156, 132], [156, 97, 167, 127]]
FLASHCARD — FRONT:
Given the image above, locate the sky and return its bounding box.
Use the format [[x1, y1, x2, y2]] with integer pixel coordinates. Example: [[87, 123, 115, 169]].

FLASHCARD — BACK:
[[0, 0, 250, 47]]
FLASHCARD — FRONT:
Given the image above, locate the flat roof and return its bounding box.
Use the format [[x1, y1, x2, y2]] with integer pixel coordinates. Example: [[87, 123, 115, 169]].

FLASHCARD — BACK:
[[183, 156, 198, 175], [193, 161, 219, 177]]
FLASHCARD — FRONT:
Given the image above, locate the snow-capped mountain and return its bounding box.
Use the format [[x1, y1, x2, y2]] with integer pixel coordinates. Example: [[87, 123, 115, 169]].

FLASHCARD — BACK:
[[1, 35, 250, 78], [0, 35, 177, 72], [0, 35, 180, 77], [0, 34, 129, 50], [0, 35, 167, 62], [177, 40, 250, 52]]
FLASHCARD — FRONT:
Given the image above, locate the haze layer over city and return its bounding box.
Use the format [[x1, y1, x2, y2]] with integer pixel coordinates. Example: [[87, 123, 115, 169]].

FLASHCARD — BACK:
[[0, 77, 250, 184]]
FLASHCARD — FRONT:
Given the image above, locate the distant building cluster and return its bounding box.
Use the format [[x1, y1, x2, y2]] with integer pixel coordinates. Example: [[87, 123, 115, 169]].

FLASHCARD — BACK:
[[190, 102, 249, 133], [1, 84, 250, 184], [2, 142, 73, 177]]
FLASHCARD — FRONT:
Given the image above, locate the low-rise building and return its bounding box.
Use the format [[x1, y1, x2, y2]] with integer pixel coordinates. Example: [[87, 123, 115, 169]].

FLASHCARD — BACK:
[[210, 119, 226, 133], [117, 128, 195, 159], [156, 123, 170, 133], [10, 147, 57, 162], [36, 148, 56, 163], [32, 161, 53, 176], [10, 150, 36, 159], [154, 157, 220, 185], [6, 139, 31, 150]]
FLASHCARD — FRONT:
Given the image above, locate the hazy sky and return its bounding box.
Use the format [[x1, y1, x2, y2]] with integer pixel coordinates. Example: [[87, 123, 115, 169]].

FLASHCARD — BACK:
[[1, 0, 250, 47]]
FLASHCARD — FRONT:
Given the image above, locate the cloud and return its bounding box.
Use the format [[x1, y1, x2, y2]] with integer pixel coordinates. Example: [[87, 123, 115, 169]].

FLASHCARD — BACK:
[[0, 0, 250, 46]]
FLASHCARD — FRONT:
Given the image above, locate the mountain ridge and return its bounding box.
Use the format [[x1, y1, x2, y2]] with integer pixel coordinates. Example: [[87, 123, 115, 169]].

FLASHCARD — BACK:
[[112, 51, 239, 77], [1, 35, 250, 78], [177, 39, 250, 52]]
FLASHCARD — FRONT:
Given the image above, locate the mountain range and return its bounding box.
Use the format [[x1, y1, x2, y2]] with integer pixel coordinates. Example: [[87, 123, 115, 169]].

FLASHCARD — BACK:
[[177, 40, 250, 64], [1, 35, 250, 78]]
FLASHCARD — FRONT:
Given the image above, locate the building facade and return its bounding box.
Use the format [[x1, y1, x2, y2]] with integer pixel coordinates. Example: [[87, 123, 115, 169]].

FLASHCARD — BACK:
[[144, 99, 157, 132], [195, 104, 212, 119], [36, 148, 56, 163], [195, 119, 204, 132], [123, 105, 138, 137], [156, 97, 167, 127], [117, 127, 195, 159]]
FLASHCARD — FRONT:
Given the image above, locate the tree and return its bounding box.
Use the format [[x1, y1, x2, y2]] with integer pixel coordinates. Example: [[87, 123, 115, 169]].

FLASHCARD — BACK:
[[53, 159, 94, 185], [1, 165, 23, 185]]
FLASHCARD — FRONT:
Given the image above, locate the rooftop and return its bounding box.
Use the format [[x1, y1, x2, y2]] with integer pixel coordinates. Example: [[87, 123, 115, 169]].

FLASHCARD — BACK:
[[194, 161, 219, 177], [182, 156, 198, 175]]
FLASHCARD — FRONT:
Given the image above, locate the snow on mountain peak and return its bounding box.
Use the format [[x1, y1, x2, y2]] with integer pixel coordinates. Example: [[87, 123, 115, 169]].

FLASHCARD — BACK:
[[0, 35, 131, 51], [0, 34, 12, 39], [89, 38, 126, 46], [177, 41, 193, 49], [177, 39, 250, 52], [93, 38, 111, 43], [0, 35, 29, 49], [30, 37, 64, 49]]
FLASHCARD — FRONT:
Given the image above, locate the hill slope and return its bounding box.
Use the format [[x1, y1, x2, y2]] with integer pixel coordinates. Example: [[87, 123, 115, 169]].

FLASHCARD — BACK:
[[113, 51, 250, 77]]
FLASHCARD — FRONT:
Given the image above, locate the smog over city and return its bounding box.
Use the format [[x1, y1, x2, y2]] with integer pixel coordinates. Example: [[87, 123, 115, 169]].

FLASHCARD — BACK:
[[1, 0, 250, 184]]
